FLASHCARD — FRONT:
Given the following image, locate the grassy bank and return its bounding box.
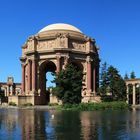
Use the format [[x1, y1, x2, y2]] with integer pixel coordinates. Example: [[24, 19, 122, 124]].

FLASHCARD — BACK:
[[55, 101, 129, 111]]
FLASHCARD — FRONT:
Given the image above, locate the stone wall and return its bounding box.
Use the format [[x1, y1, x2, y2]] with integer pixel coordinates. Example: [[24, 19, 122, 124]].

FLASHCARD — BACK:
[[8, 95, 34, 105]]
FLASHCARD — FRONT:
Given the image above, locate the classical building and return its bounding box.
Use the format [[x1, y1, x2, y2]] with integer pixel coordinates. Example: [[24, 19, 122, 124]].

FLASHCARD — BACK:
[[126, 78, 140, 106], [0, 77, 21, 97], [9, 23, 100, 105]]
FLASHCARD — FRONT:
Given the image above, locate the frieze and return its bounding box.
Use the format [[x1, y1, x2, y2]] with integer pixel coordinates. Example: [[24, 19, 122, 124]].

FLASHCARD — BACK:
[[37, 40, 55, 50], [59, 37, 66, 48], [71, 42, 86, 51]]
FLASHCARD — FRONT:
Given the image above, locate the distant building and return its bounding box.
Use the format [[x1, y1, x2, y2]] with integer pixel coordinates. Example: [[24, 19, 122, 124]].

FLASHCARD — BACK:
[[125, 78, 140, 105], [0, 77, 21, 97]]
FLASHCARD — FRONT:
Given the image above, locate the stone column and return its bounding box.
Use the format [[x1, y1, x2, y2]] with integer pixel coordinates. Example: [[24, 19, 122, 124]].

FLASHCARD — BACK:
[[126, 85, 129, 104], [93, 67, 96, 95], [22, 64, 25, 93], [4, 88, 7, 97], [11, 86, 13, 95], [56, 54, 61, 73], [7, 86, 9, 96], [133, 84, 136, 105], [32, 59, 36, 93], [87, 58, 91, 92], [28, 60, 31, 93]]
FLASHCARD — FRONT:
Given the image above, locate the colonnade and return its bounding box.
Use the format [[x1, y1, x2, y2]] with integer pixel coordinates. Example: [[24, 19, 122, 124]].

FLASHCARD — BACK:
[[21, 55, 98, 97], [126, 81, 140, 105]]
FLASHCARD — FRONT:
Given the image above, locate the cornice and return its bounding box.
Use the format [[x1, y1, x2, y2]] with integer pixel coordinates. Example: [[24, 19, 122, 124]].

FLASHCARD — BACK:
[[36, 30, 86, 41]]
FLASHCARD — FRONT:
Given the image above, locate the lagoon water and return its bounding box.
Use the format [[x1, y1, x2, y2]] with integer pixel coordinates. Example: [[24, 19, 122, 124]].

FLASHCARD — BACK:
[[0, 108, 140, 140]]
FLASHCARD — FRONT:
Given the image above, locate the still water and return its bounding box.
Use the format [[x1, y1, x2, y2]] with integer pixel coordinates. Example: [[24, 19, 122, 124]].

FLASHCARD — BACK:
[[0, 108, 140, 140]]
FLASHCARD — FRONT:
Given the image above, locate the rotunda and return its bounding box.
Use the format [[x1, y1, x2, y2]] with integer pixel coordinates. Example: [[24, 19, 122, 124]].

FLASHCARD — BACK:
[[17, 23, 100, 105]]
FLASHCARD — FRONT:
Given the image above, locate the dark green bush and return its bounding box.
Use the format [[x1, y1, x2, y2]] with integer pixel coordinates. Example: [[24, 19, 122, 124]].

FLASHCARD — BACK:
[[22, 103, 33, 106], [48, 103, 58, 106], [57, 101, 129, 111], [9, 102, 17, 106]]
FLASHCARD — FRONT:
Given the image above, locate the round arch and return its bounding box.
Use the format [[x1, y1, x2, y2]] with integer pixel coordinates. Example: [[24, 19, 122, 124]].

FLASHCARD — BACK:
[[39, 60, 57, 104]]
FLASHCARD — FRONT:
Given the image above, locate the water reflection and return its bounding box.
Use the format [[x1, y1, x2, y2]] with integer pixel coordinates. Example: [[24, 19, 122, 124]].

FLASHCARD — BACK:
[[0, 109, 20, 140], [18, 109, 47, 140], [0, 109, 140, 139]]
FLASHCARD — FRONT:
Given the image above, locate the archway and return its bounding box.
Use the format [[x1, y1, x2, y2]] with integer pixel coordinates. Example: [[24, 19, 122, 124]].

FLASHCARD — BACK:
[[46, 72, 56, 89], [39, 61, 56, 104]]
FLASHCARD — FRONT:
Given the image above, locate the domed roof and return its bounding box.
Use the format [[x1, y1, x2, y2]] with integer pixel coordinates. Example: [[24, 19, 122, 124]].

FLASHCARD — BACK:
[[39, 23, 82, 33]]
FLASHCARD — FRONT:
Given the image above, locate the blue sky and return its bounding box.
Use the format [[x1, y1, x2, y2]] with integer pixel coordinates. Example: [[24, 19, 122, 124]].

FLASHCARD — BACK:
[[0, 0, 140, 83]]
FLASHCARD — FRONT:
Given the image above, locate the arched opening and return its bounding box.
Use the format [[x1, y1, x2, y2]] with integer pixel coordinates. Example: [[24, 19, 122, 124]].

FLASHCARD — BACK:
[[46, 72, 56, 89], [40, 61, 56, 104]]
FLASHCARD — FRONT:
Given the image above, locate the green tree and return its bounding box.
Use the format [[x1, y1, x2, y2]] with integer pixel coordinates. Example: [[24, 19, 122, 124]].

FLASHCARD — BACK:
[[128, 84, 133, 94], [130, 71, 136, 79], [124, 73, 129, 80], [99, 63, 126, 101], [52, 64, 83, 104], [99, 62, 108, 95], [107, 66, 126, 101]]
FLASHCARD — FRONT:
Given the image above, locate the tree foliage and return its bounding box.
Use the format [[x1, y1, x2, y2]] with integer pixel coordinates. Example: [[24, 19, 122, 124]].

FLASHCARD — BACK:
[[52, 64, 83, 104], [124, 73, 129, 80], [99, 62, 108, 95], [99, 63, 126, 101], [130, 71, 136, 79]]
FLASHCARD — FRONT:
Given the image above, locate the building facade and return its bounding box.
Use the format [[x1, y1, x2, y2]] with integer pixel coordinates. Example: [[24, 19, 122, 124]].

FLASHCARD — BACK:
[[9, 23, 100, 105]]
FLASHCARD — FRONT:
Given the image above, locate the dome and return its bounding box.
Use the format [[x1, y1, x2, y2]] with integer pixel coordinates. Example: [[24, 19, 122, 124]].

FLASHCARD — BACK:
[[39, 23, 82, 33]]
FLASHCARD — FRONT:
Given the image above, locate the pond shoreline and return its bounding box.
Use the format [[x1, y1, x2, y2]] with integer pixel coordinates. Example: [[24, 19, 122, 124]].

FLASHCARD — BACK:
[[0, 101, 130, 111], [0, 105, 57, 110]]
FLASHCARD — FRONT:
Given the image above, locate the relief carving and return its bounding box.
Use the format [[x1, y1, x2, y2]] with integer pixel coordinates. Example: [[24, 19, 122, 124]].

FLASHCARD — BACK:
[[27, 39, 34, 51], [38, 40, 55, 50], [60, 37, 66, 47], [56, 33, 68, 48], [71, 42, 86, 51]]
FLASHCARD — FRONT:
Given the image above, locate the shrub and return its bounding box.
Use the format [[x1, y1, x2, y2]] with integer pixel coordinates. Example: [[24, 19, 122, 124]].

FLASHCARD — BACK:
[[22, 103, 33, 106], [9, 102, 17, 106], [57, 101, 129, 111], [48, 103, 58, 106]]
